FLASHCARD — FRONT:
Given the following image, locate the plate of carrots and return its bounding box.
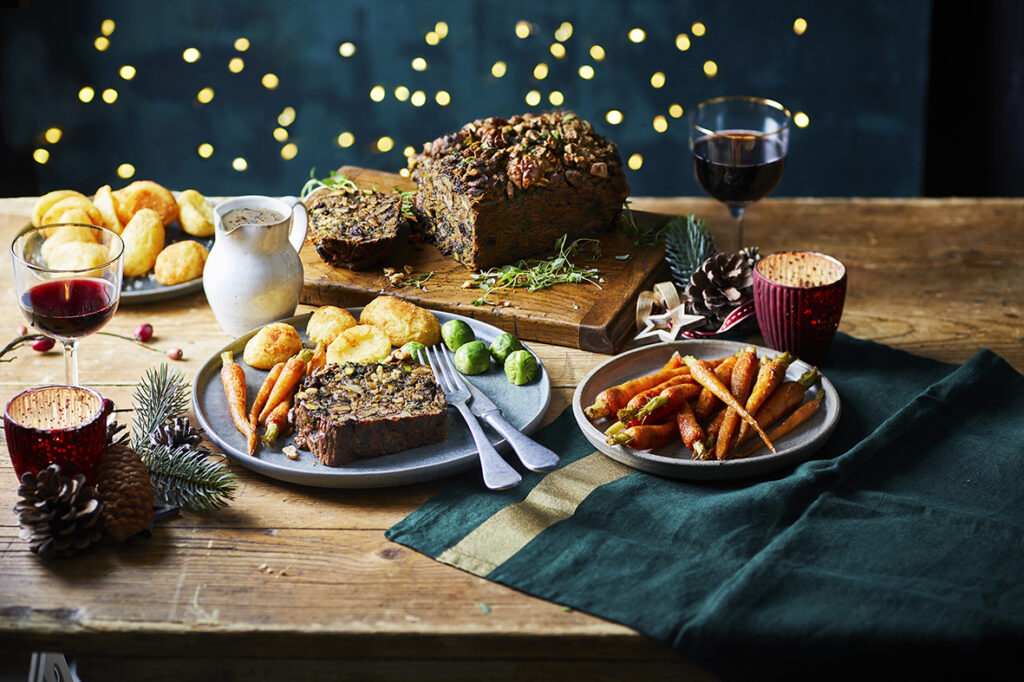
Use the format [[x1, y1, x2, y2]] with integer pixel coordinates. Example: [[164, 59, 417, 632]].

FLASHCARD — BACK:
[[572, 340, 840, 480]]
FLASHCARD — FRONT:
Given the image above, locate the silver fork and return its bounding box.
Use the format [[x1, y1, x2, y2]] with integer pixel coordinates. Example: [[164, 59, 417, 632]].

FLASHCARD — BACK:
[[421, 346, 522, 490]]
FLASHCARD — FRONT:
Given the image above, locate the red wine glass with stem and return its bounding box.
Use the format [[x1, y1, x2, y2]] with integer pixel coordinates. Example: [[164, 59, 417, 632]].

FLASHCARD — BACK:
[[690, 96, 791, 250], [11, 223, 124, 385]]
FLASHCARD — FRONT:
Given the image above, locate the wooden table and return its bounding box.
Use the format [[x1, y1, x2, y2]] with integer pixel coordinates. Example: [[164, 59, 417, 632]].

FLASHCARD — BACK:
[[1, 197, 1021, 680]]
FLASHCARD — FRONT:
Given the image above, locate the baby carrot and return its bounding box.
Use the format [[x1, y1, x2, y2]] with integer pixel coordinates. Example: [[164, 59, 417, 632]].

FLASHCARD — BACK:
[[606, 421, 678, 450], [737, 352, 795, 444], [631, 382, 701, 425], [249, 362, 285, 428], [682, 355, 775, 454], [306, 342, 326, 377], [220, 351, 257, 456], [615, 370, 694, 422], [261, 400, 292, 446], [715, 347, 758, 460], [735, 368, 820, 447], [693, 354, 739, 422], [734, 392, 825, 459], [257, 349, 314, 424], [676, 399, 708, 460], [584, 358, 685, 421]]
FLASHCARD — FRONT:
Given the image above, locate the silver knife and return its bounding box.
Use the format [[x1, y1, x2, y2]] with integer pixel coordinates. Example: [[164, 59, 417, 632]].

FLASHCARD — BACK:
[[464, 379, 560, 472]]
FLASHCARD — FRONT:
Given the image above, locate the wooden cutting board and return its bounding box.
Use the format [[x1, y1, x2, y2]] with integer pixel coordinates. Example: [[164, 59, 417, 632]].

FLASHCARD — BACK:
[[299, 166, 669, 354]]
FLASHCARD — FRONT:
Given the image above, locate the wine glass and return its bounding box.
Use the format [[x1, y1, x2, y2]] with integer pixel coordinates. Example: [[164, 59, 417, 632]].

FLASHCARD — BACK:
[[689, 96, 791, 250], [11, 223, 124, 386]]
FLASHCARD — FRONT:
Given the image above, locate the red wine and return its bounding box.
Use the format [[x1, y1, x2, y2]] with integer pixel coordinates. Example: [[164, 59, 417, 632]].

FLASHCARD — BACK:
[[21, 278, 118, 339], [692, 131, 786, 206]]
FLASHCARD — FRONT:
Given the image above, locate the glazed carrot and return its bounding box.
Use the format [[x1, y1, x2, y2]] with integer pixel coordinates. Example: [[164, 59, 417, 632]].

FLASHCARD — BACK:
[[261, 400, 292, 446], [676, 400, 709, 459], [715, 347, 758, 460], [306, 342, 326, 377], [257, 349, 314, 424], [736, 352, 795, 444], [631, 382, 701, 425], [734, 392, 824, 459], [735, 368, 819, 447], [220, 351, 257, 456], [693, 354, 739, 422], [615, 370, 694, 422], [584, 355, 686, 421], [249, 362, 285, 428], [606, 421, 678, 450], [683, 355, 775, 454]]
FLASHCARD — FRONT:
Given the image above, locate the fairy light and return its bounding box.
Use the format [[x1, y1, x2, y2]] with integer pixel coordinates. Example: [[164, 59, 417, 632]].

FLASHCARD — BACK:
[[793, 18, 808, 35], [533, 63, 548, 79], [281, 143, 298, 160], [515, 21, 531, 39], [196, 87, 214, 104], [117, 163, 135, 178], [555, 22, 573, 42], [692, 22, 706, 36], [44, 128, 62, 144], [650, 71, 666, 88], [403, 146, 416, 157], [232, 157, 247, 172], [578, 65, 595, 79], [33, 149, 49, 164], [273, 127, 289, 142], [119, 65, 136, 80], [377, 136, 394, 152], [370, 85, 386, 102], [435, 22, 449, 38], [675, 34, 691, 51], [628, 28, 645, 43], [794, 111, 810, 128], [102, 88, 118, 104], [183, 47, 201, 63], [262, 73, 279, 89], [653, 115, 668, 133], [337, 132, 355, 148], [425, 31, 440, 45], [94, 37, 109, 51], [550, 43, 566, 59], [411, 90, 426, 107], [606, 109, 623, 125], [278, 107, 296, 126], [101, 19, 115, 36], [399, 168, 411, 177], [703, 60, 718, 77], [435, 90, 451, 106], [198, 143, 214, 158], [627, 154, 643, 170], [395, 86, 410, 101], [590, 45, 605, 61], [491, 61, 507, 77], [525, 90, 541, 106], [412, 57, 427, 71], [78, 87, 95, 103], [549, 90, 564, 106], [669, 103, 684, 118], [229, 57, 244, 73], [235, 37, 250, 51], [339, 42, 356, 57]]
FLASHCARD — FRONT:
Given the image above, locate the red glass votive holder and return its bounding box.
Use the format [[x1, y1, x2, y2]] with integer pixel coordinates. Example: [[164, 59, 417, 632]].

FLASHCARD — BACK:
[[753, 252, 847, 364], [4, 385, 113, 485]]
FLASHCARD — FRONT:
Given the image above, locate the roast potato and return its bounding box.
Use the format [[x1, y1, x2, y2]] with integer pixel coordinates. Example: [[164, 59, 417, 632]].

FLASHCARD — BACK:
[[114, 180, 179, 227], [44, 241, 111, 274], [326, 324, 391, 365], [243, 322, 303, 369], [306, 306, 358, 347], [120, 208, 165, 277], [154, 240, 208, 286], [358, 295, 441, 347], [177, 189, 215, 237], [39, 196, 105, 236], [32, 190, 87, 227], [93, 185, 123, 234], [40, 225, 100, 264]]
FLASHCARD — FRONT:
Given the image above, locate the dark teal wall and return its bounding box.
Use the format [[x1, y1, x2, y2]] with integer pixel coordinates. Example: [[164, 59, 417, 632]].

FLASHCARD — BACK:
[[1, 1, 931, 197]]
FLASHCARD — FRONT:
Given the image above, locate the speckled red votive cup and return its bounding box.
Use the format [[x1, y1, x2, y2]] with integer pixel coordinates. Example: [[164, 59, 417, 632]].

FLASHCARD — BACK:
[[753, 252, 847, 364], [4, 385, 112, 485]]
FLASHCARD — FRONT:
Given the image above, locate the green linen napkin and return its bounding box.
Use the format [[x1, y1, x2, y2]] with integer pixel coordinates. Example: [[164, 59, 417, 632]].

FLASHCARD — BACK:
[[386, 334, 1024, 680]]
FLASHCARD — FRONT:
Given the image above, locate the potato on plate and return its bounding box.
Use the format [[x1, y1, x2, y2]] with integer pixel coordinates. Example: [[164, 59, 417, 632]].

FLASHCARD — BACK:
[[120, 208, 165, 277], [243, 322, 303, 369], [177, 189, 215, 237], [306, 306, 358, 347], [358, 295, 441, 347], [39, 195, 104, 236], [114, 180, 179, 227], [326, 324, 391, 365], [93, 185, 123, 234], [154, 240, 208, 286], [40, 225, 99, 264], [31, 190, 86, 227], [44, 241, 111, 274]]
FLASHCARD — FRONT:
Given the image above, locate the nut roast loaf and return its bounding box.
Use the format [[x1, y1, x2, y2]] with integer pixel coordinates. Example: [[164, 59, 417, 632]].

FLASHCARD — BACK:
[[408, 112, 630, 270]]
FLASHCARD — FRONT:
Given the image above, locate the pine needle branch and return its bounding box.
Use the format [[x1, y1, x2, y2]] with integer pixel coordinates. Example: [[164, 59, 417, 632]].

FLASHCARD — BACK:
[[663, 214, 718, 289], [130, 364, 190, 453], [142, 443, 238, 513]]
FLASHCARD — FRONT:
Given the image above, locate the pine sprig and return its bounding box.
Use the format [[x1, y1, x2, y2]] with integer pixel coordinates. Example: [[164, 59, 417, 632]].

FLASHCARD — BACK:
[[142, 443, 237, 513], [130, 364, 191, 452], [663, 214, 718, 289]]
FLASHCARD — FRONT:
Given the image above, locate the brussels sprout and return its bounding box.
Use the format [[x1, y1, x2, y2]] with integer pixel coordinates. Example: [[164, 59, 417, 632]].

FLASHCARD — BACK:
[[504, 349, 538, 386], [441, 319, 475, 351], [489, 332, 524, 364], [400, 341, 427, 362], [454, 340, 491, 375]]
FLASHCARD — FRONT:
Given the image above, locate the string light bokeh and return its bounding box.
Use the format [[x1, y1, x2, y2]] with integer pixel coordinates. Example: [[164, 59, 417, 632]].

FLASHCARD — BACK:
[[0, 1, 930, 197]]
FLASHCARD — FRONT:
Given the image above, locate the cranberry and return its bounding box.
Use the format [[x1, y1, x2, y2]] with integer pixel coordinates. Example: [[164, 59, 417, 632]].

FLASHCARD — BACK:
[[166, 347, 183, 360], [134, 323, 154, 342], [32, 337, 55, 352], [17, 325, 28, 336]]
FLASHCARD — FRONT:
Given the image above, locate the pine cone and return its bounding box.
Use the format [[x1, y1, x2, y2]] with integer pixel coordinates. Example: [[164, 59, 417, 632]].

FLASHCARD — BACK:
[[685, 249, 759, 327], [14, 465, 104, 560], [151, 417, 210, 457], [97, 444, 155, 542], [107, 419, 129, 447]]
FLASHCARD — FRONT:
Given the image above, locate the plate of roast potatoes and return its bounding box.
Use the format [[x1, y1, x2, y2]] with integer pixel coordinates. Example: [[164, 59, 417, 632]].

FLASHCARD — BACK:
[[29, 180, 217, 302]]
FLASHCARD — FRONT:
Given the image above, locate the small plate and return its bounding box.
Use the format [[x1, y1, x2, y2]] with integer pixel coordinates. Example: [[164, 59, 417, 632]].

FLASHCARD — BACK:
[[572, 340, 840, 481], [192, 309, 551, 488]]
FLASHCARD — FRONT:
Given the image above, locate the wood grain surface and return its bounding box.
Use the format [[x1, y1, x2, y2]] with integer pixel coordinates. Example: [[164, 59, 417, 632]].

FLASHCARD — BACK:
[[300, 166, 670, 353], [0, 195, 1021, 681]]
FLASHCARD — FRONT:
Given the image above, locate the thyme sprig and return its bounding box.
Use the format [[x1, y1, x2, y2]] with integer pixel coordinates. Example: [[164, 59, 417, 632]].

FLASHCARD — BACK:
[[467, 234, 603, 306]]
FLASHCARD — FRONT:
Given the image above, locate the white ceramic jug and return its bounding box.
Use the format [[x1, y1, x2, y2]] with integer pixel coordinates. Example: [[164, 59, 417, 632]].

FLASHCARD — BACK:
[[203, 195, 308, 337]]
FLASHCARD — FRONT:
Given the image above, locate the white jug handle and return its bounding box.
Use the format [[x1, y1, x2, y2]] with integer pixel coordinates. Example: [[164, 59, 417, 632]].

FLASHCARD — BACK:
[[280, 196, 308, 254]]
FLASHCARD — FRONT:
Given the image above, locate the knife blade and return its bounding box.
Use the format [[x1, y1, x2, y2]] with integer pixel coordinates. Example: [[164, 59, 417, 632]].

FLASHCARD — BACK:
[[464, 378, 559, 472]]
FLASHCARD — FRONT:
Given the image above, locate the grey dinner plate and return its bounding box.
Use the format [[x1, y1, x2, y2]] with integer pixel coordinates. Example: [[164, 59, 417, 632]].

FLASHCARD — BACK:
[[572, 340, 841, 481], [192, 310, 551, 488]]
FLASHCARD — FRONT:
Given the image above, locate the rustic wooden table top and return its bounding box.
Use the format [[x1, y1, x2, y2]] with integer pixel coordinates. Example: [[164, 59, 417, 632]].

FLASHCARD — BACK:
[[1, 196, 1021, 681]]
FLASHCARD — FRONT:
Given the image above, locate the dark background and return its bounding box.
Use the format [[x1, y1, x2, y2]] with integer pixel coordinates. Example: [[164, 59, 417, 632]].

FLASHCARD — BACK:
[[0, 0, 1021, 198]]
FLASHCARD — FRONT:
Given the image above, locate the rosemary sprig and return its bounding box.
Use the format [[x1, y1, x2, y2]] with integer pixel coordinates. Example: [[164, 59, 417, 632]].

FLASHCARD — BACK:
[[467, 234, 602, 306]]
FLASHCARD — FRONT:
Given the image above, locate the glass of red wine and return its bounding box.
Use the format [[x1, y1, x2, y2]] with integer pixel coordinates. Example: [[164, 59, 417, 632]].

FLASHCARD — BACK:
[[689, 96, 791, 250], [11, 223, 124, 386]]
